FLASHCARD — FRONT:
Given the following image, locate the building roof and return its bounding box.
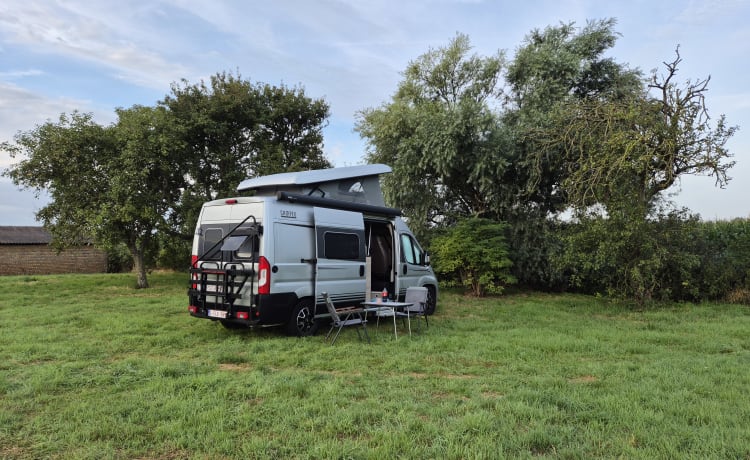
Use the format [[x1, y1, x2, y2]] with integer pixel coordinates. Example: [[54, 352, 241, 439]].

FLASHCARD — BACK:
[[236, 164, 391, 191], [0, 226, 52, 245]]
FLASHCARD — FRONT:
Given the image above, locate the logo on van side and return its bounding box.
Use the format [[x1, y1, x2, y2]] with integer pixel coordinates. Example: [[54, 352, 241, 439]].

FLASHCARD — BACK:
[[280, 209, 297, 219]]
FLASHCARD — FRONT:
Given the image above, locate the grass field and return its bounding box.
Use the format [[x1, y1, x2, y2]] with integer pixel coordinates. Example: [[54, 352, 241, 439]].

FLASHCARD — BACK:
[[1, 273, 749, 459]]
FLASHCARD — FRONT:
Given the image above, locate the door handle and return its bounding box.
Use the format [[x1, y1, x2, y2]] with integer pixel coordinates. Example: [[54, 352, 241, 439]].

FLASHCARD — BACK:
[[359, 265, 365, 277], [402, 264, 407, 275]]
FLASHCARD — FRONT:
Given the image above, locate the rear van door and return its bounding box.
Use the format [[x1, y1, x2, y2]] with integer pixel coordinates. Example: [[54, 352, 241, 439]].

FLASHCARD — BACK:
[[313, 207, 367, 306]]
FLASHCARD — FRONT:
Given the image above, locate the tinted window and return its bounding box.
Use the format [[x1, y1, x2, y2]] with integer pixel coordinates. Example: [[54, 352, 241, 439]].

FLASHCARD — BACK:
[[202, 228, 224, 260], [324, 232, 360, 260], [236, 235, 260, 260]]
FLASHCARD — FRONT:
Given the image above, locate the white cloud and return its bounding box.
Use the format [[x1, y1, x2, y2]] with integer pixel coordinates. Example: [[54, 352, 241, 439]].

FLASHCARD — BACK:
[[675, 0, 749, 26], [0, 1, 192, 89], [0, 69, 44, 79], [0, 82, 114, 168]]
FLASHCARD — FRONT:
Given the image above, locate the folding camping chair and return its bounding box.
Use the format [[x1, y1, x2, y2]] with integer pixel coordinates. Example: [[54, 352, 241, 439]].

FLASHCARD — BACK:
[[322, 292, 370, 345], [396, 286, 429, 335]]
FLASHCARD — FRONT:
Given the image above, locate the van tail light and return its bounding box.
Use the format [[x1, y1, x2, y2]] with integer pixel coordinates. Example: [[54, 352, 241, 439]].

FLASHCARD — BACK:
[[258, 256, 271, 295], [191, 255, 198, 289], [235, 311, 249, 320]]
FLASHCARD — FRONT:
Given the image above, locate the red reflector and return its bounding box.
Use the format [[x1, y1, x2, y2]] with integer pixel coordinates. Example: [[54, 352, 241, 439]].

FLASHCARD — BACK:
[[188, 305, 198, 314], [225, 199, 238, 204], [191, 255, 198, 289], [236, 311, 249, 320]]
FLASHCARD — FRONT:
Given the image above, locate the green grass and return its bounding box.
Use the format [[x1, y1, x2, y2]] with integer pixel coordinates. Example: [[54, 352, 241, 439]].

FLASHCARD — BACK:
[[1, 273, 749, 459]]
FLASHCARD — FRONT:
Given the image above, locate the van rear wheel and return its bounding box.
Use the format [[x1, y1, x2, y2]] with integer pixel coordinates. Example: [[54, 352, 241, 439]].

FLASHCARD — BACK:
[[287, 300, 319, 337]]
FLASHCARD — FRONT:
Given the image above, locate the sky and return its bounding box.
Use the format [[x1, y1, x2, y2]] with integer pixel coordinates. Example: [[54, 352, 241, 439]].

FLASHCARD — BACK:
[[1, 0, 748, 225]]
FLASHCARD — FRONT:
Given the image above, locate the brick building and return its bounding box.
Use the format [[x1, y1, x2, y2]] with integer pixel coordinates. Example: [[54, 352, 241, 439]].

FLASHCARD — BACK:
[[0, 226, 107, 276]]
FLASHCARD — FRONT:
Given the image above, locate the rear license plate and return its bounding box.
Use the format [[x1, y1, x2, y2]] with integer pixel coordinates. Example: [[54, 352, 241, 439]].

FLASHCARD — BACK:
[[206, 284, 223, 293], [207, 309, 228, 319]]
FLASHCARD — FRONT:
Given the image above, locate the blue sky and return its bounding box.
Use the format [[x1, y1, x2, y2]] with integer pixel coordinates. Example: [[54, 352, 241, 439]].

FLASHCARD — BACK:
[[1, 0, 748, 225]]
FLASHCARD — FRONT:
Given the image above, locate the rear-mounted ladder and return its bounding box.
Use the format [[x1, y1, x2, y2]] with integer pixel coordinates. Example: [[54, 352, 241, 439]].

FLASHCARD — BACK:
[[189, 214, 261, 318], [189, 263, 255, 316]]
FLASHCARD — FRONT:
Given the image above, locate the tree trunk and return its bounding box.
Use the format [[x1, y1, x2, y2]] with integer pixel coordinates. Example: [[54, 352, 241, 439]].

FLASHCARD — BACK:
[[130, 244, 149, 289]]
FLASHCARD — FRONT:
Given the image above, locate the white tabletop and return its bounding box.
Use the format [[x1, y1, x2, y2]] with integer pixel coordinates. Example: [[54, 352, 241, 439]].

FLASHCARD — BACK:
[[362, 300, 412, 308]]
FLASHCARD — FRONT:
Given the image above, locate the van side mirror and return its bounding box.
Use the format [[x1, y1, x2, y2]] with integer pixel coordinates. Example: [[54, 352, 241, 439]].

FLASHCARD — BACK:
[[421, 252, 431, 266]]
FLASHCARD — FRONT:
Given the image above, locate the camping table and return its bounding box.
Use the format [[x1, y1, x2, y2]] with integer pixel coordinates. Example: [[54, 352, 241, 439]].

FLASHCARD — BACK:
[[362, 300, 413, 339]]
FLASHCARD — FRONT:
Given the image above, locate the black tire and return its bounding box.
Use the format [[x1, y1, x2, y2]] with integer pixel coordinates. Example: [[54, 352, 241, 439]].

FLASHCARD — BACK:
[[424, 285, 437, 315], [286, 300, 319, 337]]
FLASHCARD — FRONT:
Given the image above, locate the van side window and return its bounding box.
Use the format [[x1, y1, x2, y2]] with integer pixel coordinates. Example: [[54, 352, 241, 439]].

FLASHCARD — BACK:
[[400, 233, 424, 265], [324, 232, 360, 260]]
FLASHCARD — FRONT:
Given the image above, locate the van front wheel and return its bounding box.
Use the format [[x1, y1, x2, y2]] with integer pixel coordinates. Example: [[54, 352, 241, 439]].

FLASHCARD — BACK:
[[287, 300, 319, 337], [425, 285, 437, 315]]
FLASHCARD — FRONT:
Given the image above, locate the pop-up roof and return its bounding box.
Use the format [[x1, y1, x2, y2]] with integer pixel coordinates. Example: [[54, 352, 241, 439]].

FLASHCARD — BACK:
[[236, 164, 391, 206]]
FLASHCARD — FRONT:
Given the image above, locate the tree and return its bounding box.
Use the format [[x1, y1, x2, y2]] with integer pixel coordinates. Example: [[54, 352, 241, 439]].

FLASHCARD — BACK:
[[109, 105, 185, 287], [537, 49, 737, 302], [2, 108, 182, 288], [537, 48, 736, 215], [357, 23, 642, 229], [357, 21, 642, 290], [506, 19, 642, 112], [3, 72, 333, 284], [3, 112, 113, 250], [507, 19, 643, 215], [161, 72, 332, 246], [356, 34, 509, 235]]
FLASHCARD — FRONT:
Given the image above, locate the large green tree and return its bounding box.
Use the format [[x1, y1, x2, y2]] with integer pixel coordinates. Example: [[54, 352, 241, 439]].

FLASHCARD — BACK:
[[356, 34, 509, 234], [538, 48, 736, 214], [161, 72, 332, 245], [3, 72, 333, 286], [357, 21, 641, 289], [357, 22, 641, 229], [506, 19, 643, 216], [535, 49, 737, 302], [2, 107, 181, 288], [357, 20, 737, 300], [501, 19, 644, 288]]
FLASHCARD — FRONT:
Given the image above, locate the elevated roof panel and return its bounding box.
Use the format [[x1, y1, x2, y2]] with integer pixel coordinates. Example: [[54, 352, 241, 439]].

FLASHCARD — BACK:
[[237, 164, 391, 192]]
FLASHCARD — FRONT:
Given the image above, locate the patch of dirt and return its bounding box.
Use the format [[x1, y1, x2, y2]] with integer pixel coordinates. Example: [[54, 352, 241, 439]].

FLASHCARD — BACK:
[[218, 363, 252, 371], [568, 375, 598, 384]]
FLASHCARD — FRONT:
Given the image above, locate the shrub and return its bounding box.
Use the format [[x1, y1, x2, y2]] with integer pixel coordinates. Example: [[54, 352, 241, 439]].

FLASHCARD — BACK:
[[106, 243, 134, 273], [431, 217, 516, 296], [696, 218, 750, 300], [506, 216, 567, 291], [552, 207, 703, 304]]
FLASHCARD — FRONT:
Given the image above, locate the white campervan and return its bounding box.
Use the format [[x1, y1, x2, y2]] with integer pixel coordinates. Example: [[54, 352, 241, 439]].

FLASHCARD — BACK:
[[188, 164, 438, 336]]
